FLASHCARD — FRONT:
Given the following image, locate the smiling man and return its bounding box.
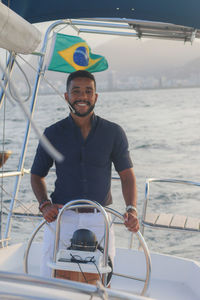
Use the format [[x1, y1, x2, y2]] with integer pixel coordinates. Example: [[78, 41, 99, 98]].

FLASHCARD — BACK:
[[31, 70, 139, 278], [66, 75, 97, 118]]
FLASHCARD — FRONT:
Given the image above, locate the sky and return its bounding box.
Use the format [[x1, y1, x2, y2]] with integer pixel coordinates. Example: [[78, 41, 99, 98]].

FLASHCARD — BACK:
[[35, 20, 117, 49], [1, 19, 200, 76]]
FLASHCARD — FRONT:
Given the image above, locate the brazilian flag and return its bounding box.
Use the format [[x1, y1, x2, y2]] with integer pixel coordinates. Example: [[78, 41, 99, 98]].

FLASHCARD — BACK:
[[47, 33, 108, 73]]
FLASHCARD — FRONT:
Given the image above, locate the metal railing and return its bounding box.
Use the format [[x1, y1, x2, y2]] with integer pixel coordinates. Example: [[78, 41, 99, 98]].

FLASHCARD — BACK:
[[24, 201, 151, 296], [0, 270, 152, 300], [141, 178, 200, 235]]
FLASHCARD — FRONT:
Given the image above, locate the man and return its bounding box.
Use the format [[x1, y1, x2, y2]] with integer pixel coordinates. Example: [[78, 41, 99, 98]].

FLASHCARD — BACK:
[[31, 70, 139, 278]]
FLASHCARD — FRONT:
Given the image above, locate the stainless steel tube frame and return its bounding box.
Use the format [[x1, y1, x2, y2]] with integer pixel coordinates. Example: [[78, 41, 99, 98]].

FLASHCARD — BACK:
[[52, 199, 110, 286], [141, 177, 200, 235], [105, 207, 151, 296], [24, 203, 151, 296]]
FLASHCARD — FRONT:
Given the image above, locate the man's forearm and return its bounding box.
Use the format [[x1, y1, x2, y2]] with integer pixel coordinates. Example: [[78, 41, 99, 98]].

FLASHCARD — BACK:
[[119, 168, 137, 208], [31, 174, 59, 222], [31, 174, 49, 203], [119, 168, 139, 232]]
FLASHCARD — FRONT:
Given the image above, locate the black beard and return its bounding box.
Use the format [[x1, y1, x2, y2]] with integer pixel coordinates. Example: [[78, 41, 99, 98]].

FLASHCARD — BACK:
[[69, 100, 95, 117]]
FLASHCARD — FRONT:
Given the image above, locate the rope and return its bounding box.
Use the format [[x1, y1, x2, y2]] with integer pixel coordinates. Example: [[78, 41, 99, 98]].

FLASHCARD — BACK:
[[0, 59, 64, 163], [16, 22, 77, 114], [8, 58, 32, 103], [17, 54, 75, 112]]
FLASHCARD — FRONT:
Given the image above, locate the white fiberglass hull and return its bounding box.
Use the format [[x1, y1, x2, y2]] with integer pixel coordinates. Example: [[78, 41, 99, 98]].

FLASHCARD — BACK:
[[0, 242, 199, 300]]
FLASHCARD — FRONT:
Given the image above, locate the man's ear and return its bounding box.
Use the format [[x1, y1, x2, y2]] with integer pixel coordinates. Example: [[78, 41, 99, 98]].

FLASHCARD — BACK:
[[64, 92, 69, 102], [95, 93, 98, 103]]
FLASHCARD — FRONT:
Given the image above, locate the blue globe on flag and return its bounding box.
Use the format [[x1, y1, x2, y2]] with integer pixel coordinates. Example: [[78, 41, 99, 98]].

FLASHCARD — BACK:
[[73, 46, 89, 66]]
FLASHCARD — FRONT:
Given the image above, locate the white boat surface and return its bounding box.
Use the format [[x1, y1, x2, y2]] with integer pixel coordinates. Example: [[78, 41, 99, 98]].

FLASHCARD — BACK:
[[0, 236, 199, 299], [0, 1, 200, 299]]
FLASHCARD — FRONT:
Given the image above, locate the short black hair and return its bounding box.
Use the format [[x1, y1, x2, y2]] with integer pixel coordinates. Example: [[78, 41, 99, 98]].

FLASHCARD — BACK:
[[66, 70, 96, 91]]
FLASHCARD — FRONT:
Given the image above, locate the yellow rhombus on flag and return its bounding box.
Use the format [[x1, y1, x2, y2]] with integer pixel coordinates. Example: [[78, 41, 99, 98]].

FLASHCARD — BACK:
[[47, 33, 108, 73]]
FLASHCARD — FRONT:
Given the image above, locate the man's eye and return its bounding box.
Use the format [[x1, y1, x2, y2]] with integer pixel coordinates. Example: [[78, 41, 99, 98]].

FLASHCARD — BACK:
[[72, 90, 80, 94], [86, 90, 93, 94]]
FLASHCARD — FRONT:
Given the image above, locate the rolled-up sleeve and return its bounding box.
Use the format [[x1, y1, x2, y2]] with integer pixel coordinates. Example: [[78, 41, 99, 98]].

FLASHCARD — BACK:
[[31, 129, 54, 177], [111, 125, 133, 172]]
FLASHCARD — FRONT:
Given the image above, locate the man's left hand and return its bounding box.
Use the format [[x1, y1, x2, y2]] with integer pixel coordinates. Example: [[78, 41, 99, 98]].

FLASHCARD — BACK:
[[124, 211, 139, 232]]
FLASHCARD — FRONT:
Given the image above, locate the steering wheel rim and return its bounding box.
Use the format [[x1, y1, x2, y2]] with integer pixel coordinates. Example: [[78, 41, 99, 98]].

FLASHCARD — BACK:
[[24, 202, 151, 296], [104, 206, 151, 296]]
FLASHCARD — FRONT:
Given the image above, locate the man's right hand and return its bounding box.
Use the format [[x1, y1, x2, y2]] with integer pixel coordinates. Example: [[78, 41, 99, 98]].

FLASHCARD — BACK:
[[40, 203, 59, 223]]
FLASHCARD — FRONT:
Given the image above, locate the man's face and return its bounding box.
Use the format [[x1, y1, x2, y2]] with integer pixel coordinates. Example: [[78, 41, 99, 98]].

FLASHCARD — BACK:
[[64, 77, 98, 117]]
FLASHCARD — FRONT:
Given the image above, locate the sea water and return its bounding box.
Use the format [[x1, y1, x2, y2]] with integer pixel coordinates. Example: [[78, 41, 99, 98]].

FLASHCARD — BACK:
[[1, 87, 200, 261]]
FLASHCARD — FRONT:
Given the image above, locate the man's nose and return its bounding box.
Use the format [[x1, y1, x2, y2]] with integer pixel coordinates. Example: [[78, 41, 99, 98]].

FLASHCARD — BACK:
[[79, 91, 88, 99]]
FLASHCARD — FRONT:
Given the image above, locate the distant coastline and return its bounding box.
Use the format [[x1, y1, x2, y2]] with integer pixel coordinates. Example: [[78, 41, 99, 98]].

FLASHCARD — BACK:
[[37, 84, 200, 95]]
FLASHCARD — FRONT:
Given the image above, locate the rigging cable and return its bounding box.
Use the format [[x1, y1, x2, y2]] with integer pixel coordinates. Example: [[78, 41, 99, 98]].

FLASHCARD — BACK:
[[0, 59, 64, 163], [0, 184, 39, 228], [16, 21, 76, 113], [17, 53, 75, 113], [0, 77, 7, 245]]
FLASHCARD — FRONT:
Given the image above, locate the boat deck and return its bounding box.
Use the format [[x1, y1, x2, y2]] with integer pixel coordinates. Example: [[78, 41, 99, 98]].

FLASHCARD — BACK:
[[0, 243, 199, 300], [112, 276, 199, 300], [112, 248, 200, 300], [143, 212, 200, 232]]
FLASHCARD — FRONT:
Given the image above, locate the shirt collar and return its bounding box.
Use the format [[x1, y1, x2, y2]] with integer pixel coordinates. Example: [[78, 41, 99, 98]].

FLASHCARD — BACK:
[[68, 113, 97, 128]]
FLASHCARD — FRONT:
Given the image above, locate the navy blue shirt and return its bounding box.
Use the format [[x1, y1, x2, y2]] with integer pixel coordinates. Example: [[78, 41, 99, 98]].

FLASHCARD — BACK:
[[31, 114, 133, 206]]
